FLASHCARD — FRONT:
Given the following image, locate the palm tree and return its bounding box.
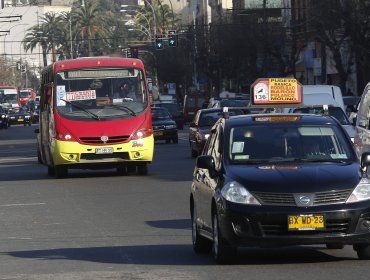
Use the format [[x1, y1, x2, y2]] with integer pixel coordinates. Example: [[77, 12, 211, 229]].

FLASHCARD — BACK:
[[23, 12, 65, 66], [23, 25, 49, 67], [133, 3, 178, 37], [72, 0, 112, 57]]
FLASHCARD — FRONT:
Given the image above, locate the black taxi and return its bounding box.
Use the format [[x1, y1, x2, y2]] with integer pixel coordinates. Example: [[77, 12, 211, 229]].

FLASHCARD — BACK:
[[190, 78, 370, 263]]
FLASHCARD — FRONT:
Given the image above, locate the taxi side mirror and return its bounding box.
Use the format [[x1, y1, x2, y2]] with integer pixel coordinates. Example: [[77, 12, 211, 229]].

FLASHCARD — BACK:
[[196, 155, 219, 178]]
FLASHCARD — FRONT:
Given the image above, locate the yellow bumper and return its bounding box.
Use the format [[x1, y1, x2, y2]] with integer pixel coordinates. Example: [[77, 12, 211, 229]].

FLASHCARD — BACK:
[[51, 135, 154, 166]]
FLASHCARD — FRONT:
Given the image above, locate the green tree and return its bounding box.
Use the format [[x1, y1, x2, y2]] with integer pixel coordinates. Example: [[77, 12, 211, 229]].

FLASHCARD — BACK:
[[72, 0, 113, 57]]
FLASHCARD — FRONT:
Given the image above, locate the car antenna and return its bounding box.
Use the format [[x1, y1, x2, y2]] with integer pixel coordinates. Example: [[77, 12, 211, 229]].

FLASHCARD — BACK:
[[223, 107, 229, 119]]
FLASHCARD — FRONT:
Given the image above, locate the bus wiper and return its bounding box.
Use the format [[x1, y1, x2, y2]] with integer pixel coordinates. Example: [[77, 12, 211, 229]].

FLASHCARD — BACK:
[[60, 99, 101, 120], [105, 104, 136, 116]]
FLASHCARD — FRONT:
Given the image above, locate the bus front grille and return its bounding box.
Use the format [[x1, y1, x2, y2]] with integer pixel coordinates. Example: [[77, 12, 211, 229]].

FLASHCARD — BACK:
[[79, 135, 130, 144], [80, 152, 130, 160]]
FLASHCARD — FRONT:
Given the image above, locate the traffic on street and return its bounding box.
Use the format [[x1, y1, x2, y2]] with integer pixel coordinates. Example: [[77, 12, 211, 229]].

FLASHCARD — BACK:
[[0, 119, 369, 279], [1, 1, 370, 279]]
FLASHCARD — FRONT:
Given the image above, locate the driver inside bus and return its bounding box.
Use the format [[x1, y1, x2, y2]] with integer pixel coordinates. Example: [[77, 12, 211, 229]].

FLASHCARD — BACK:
[[113, 82, 137, 101]]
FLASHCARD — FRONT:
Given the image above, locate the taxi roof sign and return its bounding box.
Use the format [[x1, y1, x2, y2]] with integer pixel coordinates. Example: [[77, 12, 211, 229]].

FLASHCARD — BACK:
[[250, 78, 303, 107]]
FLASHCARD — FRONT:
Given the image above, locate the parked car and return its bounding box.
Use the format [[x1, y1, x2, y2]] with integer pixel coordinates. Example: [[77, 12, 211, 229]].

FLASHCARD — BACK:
[[189, 108, 244, 157], [0, 106, 9, 129], [292, 105, 356, 142], [183, 93, 210, 123], [151, 107, 178, 144], [190, 112, 370, 263], [8, 107, 32, 126], [282, 85, 345, 114], [24, 100, 40, 123], [354, 82, 370, 157], [153, 102, 184, 129], [343, 96, 361, 117], [208, 98, 249, 109]]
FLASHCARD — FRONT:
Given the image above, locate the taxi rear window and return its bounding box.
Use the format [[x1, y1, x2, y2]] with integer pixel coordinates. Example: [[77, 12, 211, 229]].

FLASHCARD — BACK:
[[228, 124, 353, 162]]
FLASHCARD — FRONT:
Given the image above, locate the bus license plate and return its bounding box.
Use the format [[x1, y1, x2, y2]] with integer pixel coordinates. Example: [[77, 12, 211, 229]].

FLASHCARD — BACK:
[[95, 147, 113, 154], [288, 214, 325, 231]]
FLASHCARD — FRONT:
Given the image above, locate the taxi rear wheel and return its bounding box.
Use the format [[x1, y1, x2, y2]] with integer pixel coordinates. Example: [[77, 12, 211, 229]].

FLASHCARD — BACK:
[[212, 212, 236, 264], [191, 205, 212, 254], [354, 244, 370, 259]]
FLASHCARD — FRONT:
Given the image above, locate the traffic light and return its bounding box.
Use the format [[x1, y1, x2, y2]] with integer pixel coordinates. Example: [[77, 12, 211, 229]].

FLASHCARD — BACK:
[[168, 30, 177, 47], [126, 48, 131, 58], [155, 35, 164, 50], [131, 47, 139, 58]]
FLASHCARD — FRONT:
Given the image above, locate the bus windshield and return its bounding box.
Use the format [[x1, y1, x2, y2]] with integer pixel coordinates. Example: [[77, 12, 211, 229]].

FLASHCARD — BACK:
[[55, 67, 148, 120]]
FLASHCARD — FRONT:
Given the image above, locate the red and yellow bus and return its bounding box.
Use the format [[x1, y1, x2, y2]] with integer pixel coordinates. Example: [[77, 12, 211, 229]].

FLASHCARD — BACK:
[[37, 57, 154, 178]]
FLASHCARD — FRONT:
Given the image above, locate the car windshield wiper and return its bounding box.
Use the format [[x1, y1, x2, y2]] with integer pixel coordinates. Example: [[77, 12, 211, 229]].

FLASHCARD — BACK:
[[298, 158, 348, 163], [60, 99, 101, 120], [105, 104, 136, 116], [233, 159, 268, 164]]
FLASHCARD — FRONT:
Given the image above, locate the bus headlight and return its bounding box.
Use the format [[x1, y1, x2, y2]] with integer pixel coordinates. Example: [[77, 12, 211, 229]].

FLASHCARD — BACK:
[[57, 133, 73, 141]]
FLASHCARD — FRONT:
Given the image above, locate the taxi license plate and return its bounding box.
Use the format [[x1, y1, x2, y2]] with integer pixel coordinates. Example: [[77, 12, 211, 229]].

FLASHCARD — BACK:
[[154, 131, 163, 136], [288, 214, 325, 231], [18, 118, 24, 122], [95, 147, 113, 154]]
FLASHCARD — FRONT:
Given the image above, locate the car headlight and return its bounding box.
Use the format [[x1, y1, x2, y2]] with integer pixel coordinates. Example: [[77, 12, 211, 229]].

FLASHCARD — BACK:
[[221, 181, 261, 205], [25, 116, 30, 119], [1, 114, 5, 118], [165, 124, 176, 129], [346, 178, 370, 203]]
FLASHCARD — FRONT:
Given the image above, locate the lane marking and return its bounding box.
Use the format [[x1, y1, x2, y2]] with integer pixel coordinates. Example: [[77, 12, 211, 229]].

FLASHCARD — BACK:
[[0, 203, 46, 207]]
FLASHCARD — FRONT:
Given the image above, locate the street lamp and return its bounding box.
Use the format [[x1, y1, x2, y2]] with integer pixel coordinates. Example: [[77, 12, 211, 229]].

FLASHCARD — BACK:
[[128, 27, 152, 41], [121, 10, 151, 30], [121, 1, 157, 36]]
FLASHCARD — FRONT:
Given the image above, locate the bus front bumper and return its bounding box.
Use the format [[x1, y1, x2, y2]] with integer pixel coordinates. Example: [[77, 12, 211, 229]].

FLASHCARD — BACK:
[[51, 136, 154, 166]]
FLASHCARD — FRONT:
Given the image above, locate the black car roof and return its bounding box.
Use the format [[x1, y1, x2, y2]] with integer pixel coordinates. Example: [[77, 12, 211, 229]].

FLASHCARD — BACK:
[[223, 113, 340, 127]]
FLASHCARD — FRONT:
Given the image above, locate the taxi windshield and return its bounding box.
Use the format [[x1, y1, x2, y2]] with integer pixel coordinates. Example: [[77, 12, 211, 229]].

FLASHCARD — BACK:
[[55, 68, 148, 120], [229, 124, 354, 163]]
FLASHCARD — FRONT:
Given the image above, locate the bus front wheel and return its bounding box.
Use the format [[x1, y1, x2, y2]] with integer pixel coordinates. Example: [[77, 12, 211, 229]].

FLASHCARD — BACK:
[[137, 163, 148, 175], [54, 165, 68, 179]]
